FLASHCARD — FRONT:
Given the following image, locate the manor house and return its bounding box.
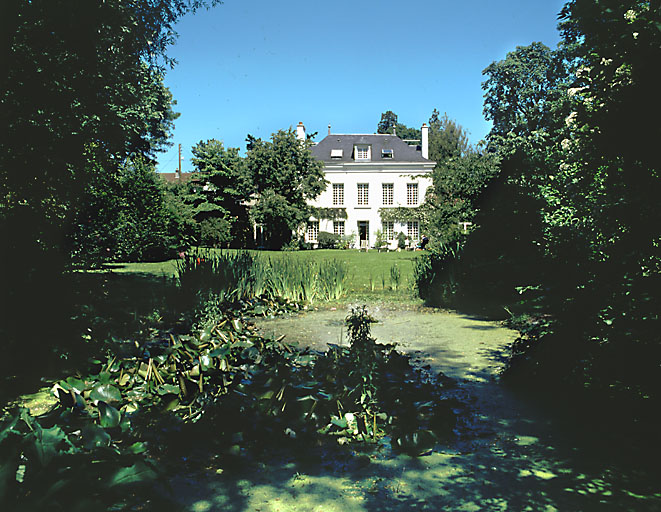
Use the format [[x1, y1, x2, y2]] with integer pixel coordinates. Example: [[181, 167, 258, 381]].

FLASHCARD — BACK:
[[299, 122, 435, 249]]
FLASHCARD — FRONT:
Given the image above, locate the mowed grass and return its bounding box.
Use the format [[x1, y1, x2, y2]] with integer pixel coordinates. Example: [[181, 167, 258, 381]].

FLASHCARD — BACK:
[[103, 249, 425, 304]]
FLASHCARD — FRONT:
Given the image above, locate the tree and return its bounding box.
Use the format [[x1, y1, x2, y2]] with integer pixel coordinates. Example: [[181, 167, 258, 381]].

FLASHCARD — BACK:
[[450, 1, 661, 397], [245, 129, 326, 249], [67, 158, 190, 265], [376, 110, 422, 141], [190, 139, 251, 247], [425, 147, 499, 247], [482, 42, 570, 158], [428, 109, 471, 162], [377, 111, 398, 134], [1, 0, 217, 274], [1, 0, 217, 366]]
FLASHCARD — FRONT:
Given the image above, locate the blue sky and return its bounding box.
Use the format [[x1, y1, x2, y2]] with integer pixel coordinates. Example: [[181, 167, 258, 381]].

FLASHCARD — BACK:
[[156, 0, 566, 173]]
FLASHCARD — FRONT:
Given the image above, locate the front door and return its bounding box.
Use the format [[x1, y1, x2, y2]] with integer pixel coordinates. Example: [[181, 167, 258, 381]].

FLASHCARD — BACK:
[[358, 221, 369, 249]]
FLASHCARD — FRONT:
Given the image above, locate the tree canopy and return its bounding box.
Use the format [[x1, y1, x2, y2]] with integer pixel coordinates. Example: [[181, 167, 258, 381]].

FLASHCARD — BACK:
[[419, 0, 661, 399], [1, 0, 217, 273], [245, 129, 326, 249], [376, 110, 422, 141], [189, 139, 252, 247]]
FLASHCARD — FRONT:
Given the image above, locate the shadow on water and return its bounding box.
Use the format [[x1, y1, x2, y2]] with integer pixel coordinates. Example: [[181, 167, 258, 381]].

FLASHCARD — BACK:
[[162, 307, 661, 512]]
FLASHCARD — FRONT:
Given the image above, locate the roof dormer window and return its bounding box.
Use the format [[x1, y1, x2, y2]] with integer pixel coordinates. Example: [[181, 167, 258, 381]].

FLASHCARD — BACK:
[[381, 149, 394, 159], [355, 145, 371, 161], [331, 149, 343, 159]]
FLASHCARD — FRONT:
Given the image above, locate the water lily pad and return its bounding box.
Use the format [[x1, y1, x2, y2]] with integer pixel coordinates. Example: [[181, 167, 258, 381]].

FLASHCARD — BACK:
[[157, 384, 181, 395], [90, 383, 122, 403], [97, 401, 121, 428]]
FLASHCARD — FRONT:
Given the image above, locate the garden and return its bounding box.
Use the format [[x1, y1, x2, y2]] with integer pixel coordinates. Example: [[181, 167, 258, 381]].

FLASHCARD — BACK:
[[3, 0, 660, 509]]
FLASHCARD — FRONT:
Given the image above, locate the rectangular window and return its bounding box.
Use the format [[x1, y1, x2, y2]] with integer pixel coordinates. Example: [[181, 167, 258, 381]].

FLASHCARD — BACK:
[[331, 149, 343, 159], [407, 183, 419, 205], [333, 220, 345, 237], [355, 145, 370, 161], [381, 149, 394, 159], [407, 220, 419, 241], [357, 183, 369, 205], [332, 183, 344, 206], [307, 221, 319, 242], [382, 183, 393, 205], [383, 221, 394, 241]]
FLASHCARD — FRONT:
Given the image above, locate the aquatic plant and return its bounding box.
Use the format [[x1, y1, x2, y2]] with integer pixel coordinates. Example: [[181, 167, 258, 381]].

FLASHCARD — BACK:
[[176, 250, 349, 304], [390, 263, 401, 291]]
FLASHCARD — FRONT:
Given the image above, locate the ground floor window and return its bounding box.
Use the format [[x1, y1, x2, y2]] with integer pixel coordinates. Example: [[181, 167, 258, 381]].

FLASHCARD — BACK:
[[333, 220, 345, 237], [383, 221, 394, 241], [407, 220, 419, 241], [307, 221, 319, 242]]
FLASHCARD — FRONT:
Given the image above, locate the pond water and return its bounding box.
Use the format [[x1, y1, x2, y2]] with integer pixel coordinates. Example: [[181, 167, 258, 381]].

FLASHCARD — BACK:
[[171, 307, 661, 511]]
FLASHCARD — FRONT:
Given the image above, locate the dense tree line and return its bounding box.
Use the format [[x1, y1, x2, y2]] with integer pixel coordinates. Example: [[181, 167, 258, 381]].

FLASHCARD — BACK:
[[419, 0, 661, 401]]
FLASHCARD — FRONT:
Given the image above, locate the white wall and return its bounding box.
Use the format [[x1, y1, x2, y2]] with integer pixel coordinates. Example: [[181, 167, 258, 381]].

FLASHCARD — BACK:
[[308, 163, 433, 250]]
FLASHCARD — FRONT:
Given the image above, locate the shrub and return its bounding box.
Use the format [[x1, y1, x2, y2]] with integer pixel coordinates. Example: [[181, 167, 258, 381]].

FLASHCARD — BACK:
[[397, 232, 407, 250], [373, 229, 386, 251], [318, 231, 340, 249]]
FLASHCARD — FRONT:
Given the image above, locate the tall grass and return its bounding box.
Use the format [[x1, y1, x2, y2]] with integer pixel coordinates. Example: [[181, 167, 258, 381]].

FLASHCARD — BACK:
[[176, 250, 349, 304]]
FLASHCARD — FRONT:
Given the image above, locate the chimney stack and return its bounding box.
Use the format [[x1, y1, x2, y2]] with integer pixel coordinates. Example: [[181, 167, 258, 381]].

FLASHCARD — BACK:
[[421, 123, 429, 159], [328, 124, 331, 135], [296, 121, 306, 141]]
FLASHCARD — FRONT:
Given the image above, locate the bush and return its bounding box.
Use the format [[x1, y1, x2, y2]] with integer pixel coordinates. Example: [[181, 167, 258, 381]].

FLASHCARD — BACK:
[[318, 231, 340, 249], [198, 217, 231, 248], [373, 229, 386, 251], [397, 232, 407, 250]]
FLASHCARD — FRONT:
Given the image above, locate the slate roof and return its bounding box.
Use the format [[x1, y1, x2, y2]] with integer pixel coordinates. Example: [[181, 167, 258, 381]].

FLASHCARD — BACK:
[[310, 134, 429, 163]]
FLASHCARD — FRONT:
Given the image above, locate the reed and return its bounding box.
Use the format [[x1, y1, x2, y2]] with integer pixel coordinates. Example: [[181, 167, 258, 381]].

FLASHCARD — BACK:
[[176, 250, 349, 304]]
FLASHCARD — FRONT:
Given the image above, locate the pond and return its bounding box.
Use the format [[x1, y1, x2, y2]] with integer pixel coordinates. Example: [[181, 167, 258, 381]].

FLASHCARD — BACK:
[[170, 307, 661, 511]]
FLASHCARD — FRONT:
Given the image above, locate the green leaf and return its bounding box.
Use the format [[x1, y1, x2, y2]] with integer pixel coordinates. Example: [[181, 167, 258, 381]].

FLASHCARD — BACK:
[[33, 424, 71, 466], [97, 401, 121, 428], [108, 461, 157, 487], [161, 394, 180, 411], [96, 371, 112, 385], [128, 442, 148, 454], [208, 345, 231, 358], [62, 377, 87, 393], [80, 424, 112, 450], [331, 416, 348, 429], [157, 384, 181, 395], [199, 353, 213, 370], [90, 383, 122, 403]]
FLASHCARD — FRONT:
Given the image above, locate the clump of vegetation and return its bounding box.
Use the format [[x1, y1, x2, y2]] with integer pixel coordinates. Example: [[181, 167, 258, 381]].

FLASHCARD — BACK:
[[0, 303, 458, 510], [397, 232, 407, 250], [176, 250, 349, 304], [390, 263, 401, 291], [317, 231, 340, 249]]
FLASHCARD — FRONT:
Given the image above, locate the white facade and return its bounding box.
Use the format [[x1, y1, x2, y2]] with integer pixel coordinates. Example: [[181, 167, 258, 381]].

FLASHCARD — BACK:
[[301, 124, 435, 250]]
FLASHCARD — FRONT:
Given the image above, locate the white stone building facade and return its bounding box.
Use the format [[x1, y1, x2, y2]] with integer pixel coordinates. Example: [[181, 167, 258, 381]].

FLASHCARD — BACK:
[[300, 123, 435, 250]]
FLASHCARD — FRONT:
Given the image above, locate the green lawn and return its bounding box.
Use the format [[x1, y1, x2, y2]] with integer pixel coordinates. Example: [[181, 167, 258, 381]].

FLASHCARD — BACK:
[[103, 249, 425, 304]]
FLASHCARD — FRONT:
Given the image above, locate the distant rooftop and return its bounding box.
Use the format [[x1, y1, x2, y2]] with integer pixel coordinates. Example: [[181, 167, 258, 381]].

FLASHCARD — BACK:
[[158, 172, 196, 184]]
